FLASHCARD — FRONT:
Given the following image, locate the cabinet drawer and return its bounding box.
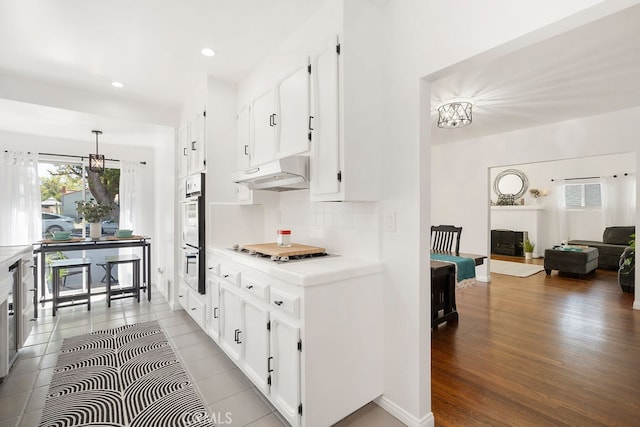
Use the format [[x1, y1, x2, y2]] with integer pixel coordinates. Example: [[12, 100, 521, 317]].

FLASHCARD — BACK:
[[177, 282, 189, 309], [270, 288, 299, 318], [241, 276, 270, 301], [207, 262, 220, 277], [220, 266, 240, 286]]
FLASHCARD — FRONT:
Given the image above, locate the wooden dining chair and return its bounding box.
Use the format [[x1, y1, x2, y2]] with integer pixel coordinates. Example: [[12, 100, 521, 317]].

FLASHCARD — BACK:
[[431, 225, 462, 255]]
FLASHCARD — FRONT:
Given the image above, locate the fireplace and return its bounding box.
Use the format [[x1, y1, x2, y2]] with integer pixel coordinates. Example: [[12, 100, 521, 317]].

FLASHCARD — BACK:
[[491, 229, 526, 256]]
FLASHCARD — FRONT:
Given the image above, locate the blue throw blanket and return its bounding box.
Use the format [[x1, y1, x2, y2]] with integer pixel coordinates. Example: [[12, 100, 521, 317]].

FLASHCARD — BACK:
[[431, 253, 476, 282]]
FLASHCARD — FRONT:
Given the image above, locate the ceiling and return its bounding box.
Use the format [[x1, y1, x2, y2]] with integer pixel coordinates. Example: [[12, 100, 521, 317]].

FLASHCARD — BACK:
[[0, 2, 639, 147], [430, 4, 640, 145]]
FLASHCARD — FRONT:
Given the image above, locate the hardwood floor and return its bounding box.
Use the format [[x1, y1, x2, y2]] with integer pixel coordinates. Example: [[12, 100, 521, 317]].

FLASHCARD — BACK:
[[431, 256, 639, 426]]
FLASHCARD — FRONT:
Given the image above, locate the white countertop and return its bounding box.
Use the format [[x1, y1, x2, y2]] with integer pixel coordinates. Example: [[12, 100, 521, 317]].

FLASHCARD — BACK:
[[208, 246, 383, 287], [0, 245, 31, 266]]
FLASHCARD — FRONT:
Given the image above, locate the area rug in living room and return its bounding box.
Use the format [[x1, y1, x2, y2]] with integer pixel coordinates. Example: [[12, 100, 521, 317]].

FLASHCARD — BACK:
[[490, 260, 545, 277], [39, 321, 213, 427]]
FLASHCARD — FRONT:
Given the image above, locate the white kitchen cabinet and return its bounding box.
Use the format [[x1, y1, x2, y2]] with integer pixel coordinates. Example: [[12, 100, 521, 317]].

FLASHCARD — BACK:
[[249, 58, 310, 167], [219, 282, 242, 362], [250, 89, 276, 166], [187, 110, 207, 175], [19, 255, 35, 346], [239, 298, 270, 394], [237, 105, 251, 169], [177, 281, 189, 310], [269, 310, 301, 427], [276, 62, 310, 158], [187, 290, 206, 329], [207, 274, 220, 342], [208, 250, 383, 427], [310, 39, 341, 201], [177, 125, 189, 178]]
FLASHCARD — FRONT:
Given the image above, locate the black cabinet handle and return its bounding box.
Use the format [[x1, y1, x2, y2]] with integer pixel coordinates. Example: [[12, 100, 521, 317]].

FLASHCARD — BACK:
[[191, 141, 197, 151], [244, 145, 249, 156], [309, 116, 314, 130], [191, 307, 196, 311], [268, 356, 274, 373], [246, 285, 253, 289], [274, 300, 283, 306], [272, 113, 277, 126], [269, 114, 274, 127], [213, 307, 219, 319], [234, 329, 242, 344], [183, 148, 187, 156]]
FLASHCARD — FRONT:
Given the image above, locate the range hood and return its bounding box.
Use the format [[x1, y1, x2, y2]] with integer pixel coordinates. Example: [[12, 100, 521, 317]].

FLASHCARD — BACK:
[[231, 156, 310, 191]]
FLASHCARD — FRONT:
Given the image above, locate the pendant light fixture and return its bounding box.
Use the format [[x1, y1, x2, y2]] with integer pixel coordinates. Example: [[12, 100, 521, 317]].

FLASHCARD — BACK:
[[89, 130, 105, 173]]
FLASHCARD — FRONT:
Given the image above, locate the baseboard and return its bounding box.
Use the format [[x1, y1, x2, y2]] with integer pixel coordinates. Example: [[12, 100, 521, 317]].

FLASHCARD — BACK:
[[374, 396, 434, 427], [477, 274, 490, 283]]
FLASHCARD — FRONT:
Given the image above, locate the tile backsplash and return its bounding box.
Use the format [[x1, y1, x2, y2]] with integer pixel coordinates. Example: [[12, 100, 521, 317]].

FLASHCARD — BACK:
[[209, 191, 381, 259], [266, 191, 381, 259]]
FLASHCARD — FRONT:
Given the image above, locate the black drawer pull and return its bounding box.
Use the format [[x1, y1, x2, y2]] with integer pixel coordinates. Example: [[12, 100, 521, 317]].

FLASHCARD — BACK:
[[274, 300, 283, 306]]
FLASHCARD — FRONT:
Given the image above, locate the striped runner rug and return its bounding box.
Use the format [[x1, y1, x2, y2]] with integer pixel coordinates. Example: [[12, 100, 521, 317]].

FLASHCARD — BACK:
[[39, 321, 213, 427]]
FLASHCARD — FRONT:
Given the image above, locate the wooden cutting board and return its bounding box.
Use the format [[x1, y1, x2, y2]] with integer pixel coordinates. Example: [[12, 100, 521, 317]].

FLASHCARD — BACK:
[[241, 243, 326, 257]]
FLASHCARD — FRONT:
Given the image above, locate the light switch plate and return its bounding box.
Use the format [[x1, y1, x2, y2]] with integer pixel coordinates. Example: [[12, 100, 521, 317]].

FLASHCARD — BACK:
[[384, 211, 396, 232]]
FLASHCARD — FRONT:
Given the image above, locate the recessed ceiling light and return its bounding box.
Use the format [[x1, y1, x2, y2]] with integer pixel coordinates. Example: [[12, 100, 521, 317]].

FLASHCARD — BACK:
[[201, 48, 216, 57], [111, 81, 124, 88]]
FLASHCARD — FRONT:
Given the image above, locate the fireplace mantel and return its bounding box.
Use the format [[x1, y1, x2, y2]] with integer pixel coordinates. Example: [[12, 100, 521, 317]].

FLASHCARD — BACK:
[[491, 205, 544, 257]]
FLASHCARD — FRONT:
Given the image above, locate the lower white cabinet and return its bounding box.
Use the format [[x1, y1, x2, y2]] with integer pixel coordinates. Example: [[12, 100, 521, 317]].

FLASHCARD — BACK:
[[19, 254, 35, 346], [205, 251, 383, 427], [178, 281, 206, 329], [269, 310, 301, 427]]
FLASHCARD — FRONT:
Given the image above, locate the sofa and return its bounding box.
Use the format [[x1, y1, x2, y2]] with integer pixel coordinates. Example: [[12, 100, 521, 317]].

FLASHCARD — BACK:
[[568, 226, 635, 270]]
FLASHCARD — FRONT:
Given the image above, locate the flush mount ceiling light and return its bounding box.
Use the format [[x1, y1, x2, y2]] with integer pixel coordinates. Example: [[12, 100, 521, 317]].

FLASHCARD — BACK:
[[89, 130, 105, 174], [436, 98, 476, 129], [201, 47, 216, 57]]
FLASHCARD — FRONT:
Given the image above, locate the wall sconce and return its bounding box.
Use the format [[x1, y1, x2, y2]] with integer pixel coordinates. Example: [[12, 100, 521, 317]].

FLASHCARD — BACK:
[[89, 130, 105, 174], [530, 188, 550, 198]]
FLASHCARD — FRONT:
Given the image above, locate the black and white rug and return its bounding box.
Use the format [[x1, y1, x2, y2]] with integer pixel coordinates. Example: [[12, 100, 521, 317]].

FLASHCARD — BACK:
[[39, 321, 214, 427]]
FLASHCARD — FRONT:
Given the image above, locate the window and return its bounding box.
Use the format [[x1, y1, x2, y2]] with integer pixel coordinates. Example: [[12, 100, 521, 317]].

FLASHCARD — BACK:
[[564, 183, 602, 208]]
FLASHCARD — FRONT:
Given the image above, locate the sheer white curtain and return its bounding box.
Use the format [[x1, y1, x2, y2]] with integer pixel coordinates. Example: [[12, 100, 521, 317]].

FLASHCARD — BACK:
[[0, 151, 42, 245], [551, 180, 568, 245], [602, 174, 636, 226], [118, 160, 143, 284]]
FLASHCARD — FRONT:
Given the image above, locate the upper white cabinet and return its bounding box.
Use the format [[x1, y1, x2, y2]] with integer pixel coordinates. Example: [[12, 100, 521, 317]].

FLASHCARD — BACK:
[[249, 58, 310, 167], [187, 110, 207, 175], [178, 110, 206, 177], [309, 40, 341, 200], [276, 63, 311, 158], [237, 105, 251, 169]]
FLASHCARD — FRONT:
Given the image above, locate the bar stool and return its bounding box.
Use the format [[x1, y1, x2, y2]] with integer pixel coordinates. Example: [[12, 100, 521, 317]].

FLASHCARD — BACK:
[[50, 258, 92, 316], [105, 254, 140, 307]]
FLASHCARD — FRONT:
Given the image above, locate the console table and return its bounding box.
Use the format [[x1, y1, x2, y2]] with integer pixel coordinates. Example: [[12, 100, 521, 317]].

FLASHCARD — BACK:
[[33, 236, 151, 318]]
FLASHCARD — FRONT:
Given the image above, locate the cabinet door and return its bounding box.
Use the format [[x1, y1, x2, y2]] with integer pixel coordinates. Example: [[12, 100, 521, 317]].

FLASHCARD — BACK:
[[188, 291, 207, 328], [269, 312, 301, 427], [240, 299, 270, 394], [188, 111, 206, 174], [177, 281, 189, 310], [310, 40, 341, 199], [20, 256, 35, 346], [250, 89, 276, 166], [219, 284, 243, 362], [276, 61, 310, 158], [178, 125, 189, 178], [208, 277, 220, 342], [237, 105, 251, 169]]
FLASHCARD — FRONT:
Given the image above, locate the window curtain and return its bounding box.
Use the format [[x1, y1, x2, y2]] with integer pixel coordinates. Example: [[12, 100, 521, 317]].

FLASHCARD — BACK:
[[0, 151, 42, 245], [118, 160, 143, 284], [551, 180, 568, 244], [602, 175, 636, 226]]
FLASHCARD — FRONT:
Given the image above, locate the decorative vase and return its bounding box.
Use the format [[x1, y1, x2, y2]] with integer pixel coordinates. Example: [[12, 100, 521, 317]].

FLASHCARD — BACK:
[[89, 222, 102, 239], [525, 252, 533, 260]]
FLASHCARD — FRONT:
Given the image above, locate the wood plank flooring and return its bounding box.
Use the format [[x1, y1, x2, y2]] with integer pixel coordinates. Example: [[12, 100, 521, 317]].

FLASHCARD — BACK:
[[431, 256, 639, 426]]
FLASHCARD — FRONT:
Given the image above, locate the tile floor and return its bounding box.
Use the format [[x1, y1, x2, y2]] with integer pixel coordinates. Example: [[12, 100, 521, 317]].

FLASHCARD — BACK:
[[0, 289, 404, 427]]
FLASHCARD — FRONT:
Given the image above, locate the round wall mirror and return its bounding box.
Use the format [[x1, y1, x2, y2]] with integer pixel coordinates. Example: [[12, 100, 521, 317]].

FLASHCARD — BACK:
[[493, 169, 529, 199]]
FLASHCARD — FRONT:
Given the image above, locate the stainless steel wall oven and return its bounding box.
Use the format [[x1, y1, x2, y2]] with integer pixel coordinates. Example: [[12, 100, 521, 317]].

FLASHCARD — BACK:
[[181, 173, 206, 294]]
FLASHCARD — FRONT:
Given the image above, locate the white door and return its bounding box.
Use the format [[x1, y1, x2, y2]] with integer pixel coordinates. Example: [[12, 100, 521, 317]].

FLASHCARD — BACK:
[[310, 39, 341, 198], [251, 89, 276, 166], [188, 111, 206, 174], [240, 299, 270, 394], [269, 312, 301, 427], [219, 284, 242, 362], [276, 60, 310, 158]]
